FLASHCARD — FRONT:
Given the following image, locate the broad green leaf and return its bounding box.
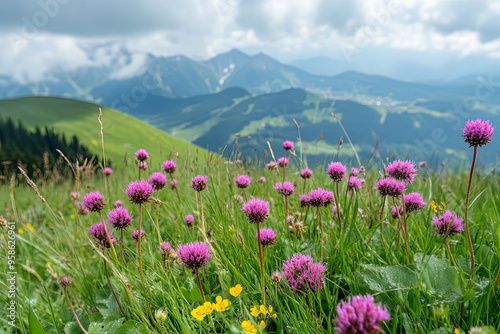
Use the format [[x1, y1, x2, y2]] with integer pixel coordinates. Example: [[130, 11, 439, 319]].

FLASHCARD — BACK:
[[96, 286, 122, 319], [63, 310, 90, 334], [415, 254, 464, 302], [114, 320, 150, 334], [29, 304, 45, 334], [87, 317, 125, 334]]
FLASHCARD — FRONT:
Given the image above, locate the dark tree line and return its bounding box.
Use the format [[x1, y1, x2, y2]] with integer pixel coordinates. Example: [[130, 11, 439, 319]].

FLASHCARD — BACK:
[[0, 117, 95, 179]]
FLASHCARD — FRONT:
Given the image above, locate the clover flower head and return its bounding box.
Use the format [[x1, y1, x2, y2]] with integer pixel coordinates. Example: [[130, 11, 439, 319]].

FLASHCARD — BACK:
[[107, 207, 133, 230], [282, 253, 326, 294], [266, 161, 278, 170], [335, 294, 391, 334], [184, 214, 195, 227], [277, 157, 288, 167], [103, 167, 113, 176], [404, 192, 427, 213], [308, 188, 335, 207], [158, 241, 175, 261], [275, 181, 294, 197], [191, 175, 208, 192], [346, 176, 364, 192], [162, 160, 177, 174], [257, 228, 276, 248], [300, 168, 313, 179], [89, 222, 116, 248], [374, 177, 405, 197], [327, 162, 347, 182], [131, 229, 145, 242], [126, 180, 155, 204], [176, 242, 212, 271], [386, 160, 417, 184], [82, 191, 106, 212], [135, 149, 149, 161], [282, 140, 294, 151], [241, 198, 269, 224], [432, 210, 464, 237], [235, 175, 252, 189], [149, 172, 167, 190], [462, 118, 494, 147], [299, 194, 310, 208]]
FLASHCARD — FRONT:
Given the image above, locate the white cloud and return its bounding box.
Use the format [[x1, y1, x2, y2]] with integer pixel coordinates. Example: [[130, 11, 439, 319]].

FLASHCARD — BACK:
[[0, 0, 498, 82]]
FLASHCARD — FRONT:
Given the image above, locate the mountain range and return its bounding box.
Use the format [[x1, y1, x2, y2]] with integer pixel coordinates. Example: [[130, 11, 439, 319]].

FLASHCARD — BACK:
[[0, 48, 499, 166]]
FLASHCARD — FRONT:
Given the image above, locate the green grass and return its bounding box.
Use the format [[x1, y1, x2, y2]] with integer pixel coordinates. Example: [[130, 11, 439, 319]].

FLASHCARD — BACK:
[[0, 96, 205, 163], [1, 133, 499, 333]]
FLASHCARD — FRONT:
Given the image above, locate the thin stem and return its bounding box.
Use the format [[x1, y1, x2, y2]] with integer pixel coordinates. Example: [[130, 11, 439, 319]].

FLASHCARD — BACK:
[[464, 146, 477, 279], [199, 191, 206, 235], [69, 286, 88, 315], [124, 248, 137, 267], [155, 191, 162, 245], [243, 189, 248, 202], [379, 196, 386, 247], [283, 151, 287, 182], [138, 204, 144, 282], [402, 192, 409, 265], [334, 182, 342, 234], [99, 212, 118, 262], [257, 222, 266, 305], [318, 207, 324, 261], [175, 187, 182, 208], [303, 179, 306, 193], [104, 259, 126, 318], [120, 230, 128, 267], [444, 239, 457, 268], [393, 197, 409, 264], [196, 268, 206, 303], [106, 176, 111, 201], [63, 287, 88, 334], [285, 196, 289, 220]]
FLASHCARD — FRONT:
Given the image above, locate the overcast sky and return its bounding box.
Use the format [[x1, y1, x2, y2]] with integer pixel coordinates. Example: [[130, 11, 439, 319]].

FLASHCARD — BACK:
[[1, 0, 499, 82]]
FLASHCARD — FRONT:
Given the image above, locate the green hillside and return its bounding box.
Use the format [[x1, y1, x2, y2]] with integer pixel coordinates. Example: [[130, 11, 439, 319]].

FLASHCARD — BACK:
[[0, 96, 204, 163]]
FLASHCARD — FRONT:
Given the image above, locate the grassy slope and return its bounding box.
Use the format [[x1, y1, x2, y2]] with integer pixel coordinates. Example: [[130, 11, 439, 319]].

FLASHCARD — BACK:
[[0, 96, 205, 162]]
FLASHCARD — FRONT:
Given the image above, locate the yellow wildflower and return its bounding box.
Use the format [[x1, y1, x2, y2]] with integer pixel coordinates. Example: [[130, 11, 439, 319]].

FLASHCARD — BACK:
[[241, 320, 258, 334], [212, 296, 230, 312], [46, 262, 52, 267], [230, 284, 243, 297], [260, 305, 268, 315], [272, 313, 277, 319], [429, 201, 437, 213], [259, 320, 266, 329], [27, 224, 35, 231], [250, 306, 260, 316], [229, 225, 234, 232], [18, 229, 24, 234], [268, 305, 273, 313], [201, 302, 213, 315], [191, 306, 206, 321], [455, 329, 460, 334], [70, 214, 75, 219]]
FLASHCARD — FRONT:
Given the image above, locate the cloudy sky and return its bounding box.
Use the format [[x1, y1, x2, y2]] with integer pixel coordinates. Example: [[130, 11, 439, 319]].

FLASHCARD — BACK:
[[1, 0, 499, 82]]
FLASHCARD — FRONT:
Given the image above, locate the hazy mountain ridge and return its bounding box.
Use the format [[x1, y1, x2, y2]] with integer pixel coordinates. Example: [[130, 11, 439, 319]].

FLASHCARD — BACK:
[[112, 86, 500, 165], [0, 48, 491, 105]]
